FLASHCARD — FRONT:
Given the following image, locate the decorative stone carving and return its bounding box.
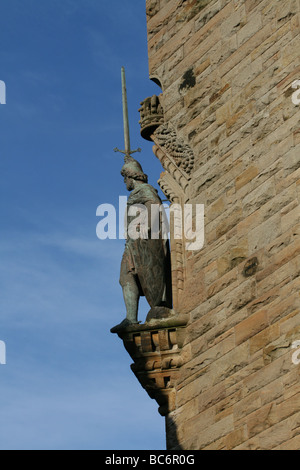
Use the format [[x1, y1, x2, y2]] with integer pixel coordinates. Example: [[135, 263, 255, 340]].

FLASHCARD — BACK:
[[149, 124, 196, 311], [157, 171, 183, 204], [116, 314, 188, 416], [154, 172, 186, 308], [138, 95, 164, 141], [153, 123, 195, 175]]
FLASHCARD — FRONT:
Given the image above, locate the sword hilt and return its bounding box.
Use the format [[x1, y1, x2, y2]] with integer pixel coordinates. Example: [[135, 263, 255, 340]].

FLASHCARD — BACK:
[[114, 147, 141, 156]]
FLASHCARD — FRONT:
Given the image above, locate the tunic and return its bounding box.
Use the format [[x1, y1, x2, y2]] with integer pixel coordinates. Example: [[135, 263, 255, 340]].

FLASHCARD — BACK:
[[120, 183, 172, 308]]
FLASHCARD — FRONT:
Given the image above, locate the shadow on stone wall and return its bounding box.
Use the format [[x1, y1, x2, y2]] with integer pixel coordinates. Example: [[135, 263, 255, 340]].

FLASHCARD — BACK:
[[165, 415, 182, 450]]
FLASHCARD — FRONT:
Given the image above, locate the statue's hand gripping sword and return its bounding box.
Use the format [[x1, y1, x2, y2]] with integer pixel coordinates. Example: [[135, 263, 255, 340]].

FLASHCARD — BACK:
[[114, 67, 141, 158]]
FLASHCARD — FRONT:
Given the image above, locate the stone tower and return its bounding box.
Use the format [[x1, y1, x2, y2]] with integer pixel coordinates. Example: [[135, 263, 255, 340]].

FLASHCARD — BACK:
[[116, 0, 300, 450]]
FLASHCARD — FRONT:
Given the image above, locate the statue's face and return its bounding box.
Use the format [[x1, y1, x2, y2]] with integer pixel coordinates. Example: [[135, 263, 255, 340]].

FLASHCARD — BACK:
[[124, 175, 134, 191]]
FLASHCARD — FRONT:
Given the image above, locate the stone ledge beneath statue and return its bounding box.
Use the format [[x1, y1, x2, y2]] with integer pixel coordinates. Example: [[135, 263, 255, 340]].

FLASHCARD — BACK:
[[115, 309, 189, 416], [116, 309, 188, 338]]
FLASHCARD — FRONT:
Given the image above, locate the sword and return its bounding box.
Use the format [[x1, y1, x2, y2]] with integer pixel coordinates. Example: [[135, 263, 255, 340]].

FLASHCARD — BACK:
[[114, 67, 141, 157]]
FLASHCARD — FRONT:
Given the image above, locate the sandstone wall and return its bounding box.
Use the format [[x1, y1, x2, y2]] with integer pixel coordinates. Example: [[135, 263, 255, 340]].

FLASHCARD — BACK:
[[146, 0, 300, 450]]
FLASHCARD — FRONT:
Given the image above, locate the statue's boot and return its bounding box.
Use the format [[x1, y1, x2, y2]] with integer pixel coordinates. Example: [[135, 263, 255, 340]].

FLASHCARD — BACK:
[[110, 318, 137, 333], [110, 283, 139, 334]]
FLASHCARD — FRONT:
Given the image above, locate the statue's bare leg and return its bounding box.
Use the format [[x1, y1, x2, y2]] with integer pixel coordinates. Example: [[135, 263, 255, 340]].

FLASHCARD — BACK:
[[110, 275, 139, 333], [122, 280, 139, 323]]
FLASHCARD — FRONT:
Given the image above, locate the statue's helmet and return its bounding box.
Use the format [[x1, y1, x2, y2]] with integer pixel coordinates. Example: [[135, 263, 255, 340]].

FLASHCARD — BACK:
[[121, 155, 148, 183]]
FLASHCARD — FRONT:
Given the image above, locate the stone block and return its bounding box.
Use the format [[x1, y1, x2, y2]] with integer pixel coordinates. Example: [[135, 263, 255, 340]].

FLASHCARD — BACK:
[[249, 324, 280, 356], [235, 166, 259, 191], [235, 310, 269, 346], [242, 177, 276, 218], [247, 402, 277, 438], [197, 414, 234, 449], [237, 12, 262, 47], [248, 213, 282, 254]]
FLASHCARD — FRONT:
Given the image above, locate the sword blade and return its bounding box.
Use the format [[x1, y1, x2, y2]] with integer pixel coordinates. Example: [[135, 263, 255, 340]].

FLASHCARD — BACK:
[[121, 67, 131, 155]]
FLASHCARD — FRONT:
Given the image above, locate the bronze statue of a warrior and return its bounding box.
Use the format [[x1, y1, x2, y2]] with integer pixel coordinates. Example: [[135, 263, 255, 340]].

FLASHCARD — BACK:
[[111, 68, 172, 333]]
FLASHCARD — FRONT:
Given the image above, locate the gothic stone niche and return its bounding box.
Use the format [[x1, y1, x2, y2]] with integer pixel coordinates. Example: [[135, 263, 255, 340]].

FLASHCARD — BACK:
[[151, 123, 196, 310], [116, 313, 188, 416], [138, 96, 196, 309]]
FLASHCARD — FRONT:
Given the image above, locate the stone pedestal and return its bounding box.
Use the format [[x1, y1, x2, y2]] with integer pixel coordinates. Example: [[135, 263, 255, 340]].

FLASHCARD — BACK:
[[116, 311, 188, 416]]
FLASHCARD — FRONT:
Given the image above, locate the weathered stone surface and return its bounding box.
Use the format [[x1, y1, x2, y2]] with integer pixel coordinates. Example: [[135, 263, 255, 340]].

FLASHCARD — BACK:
[[145, 0, 300, 450]]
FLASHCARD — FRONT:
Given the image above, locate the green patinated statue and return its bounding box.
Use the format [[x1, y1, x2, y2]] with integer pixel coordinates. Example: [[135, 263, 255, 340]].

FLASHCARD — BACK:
[[111, 155, 172, 333], [110, 68, 172, 334]]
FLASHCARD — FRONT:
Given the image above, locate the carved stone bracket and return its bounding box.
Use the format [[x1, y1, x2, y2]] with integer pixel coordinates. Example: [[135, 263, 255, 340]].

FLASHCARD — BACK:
[[153, 143, 189, 198], [117, 312, 188, 416]]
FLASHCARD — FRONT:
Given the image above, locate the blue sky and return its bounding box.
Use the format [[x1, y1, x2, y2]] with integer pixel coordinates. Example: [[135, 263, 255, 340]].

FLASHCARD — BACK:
[[0, 0, 166, 450]]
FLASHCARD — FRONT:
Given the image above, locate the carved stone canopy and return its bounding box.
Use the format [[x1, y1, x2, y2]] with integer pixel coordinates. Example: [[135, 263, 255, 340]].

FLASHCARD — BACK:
[[139, 95, 164, 141]]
